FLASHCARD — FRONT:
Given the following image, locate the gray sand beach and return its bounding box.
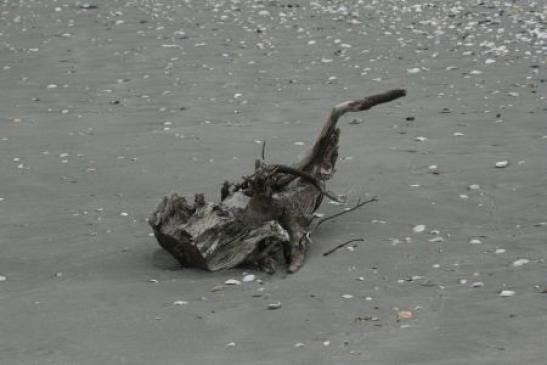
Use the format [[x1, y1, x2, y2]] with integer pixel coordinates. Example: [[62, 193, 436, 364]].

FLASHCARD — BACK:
[[1, 1, 546, 364]]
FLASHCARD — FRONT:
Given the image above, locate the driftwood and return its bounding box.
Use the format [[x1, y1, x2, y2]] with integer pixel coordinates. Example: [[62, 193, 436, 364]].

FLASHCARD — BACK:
[[149, 89, 406, 273]]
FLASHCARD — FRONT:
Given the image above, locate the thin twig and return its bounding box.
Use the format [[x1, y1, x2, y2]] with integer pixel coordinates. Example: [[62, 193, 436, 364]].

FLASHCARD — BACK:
[[313, 197, 378, 231], [323, 238, 365, 256], [261, 140, 266, 161]]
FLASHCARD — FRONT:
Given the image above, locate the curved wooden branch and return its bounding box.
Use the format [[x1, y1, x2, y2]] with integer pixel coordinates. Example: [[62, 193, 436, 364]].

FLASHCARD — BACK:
[[276, 89, 406, 188]]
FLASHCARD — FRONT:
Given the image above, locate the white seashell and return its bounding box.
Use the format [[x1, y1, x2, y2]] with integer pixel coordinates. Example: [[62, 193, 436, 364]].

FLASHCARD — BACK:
[[225, 279, 241, 286], [511, 259, 529, 267], [242, 274, 256, 282], [499, 290, 515, 297], [429, 237, 444, 243], [267, 302, 282, 310]]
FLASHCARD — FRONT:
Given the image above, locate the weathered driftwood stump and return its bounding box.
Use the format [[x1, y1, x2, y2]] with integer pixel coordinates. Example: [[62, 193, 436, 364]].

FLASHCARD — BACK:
[[149, 89, 406, 273]]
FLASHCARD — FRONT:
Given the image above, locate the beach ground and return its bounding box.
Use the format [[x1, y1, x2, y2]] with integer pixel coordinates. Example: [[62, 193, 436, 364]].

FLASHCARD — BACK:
[[1, 1, 546, 364]]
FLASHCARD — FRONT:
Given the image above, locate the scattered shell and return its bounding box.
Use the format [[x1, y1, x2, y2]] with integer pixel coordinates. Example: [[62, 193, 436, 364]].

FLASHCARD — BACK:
[[0, 275, 6, 282], [268, 302, 282, 310], [469, 239, 482, 245], [242, 274, 256, 282], [225, 279, 241, 286], [173, 300, 188, 305], [495, 249, 506, 254], [468, 184, 481, 190], [341, 294, 354, 299], [415, 136, 428, 142], [322, 340, 331, 347], [397, 310, 413, 320], [511, 258, 529, 267], [471, 281, 484, 288], [428, 237, 444, 243], [226, 342, 236, 347], [148, 279, 159, 283], [499, 290, 515, 297], [495, 161, 509, 168], [413, 225, 426, 233], [210, 285, 224, 292], [294, 342, 305, 348]]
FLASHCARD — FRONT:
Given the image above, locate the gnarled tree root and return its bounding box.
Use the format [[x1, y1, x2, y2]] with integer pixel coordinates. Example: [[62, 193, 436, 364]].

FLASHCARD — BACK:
[[149, 89, 406, 273]]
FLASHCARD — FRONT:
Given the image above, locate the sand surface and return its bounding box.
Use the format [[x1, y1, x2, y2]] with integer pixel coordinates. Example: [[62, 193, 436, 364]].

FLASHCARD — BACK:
[[1, 1, 546, 364]]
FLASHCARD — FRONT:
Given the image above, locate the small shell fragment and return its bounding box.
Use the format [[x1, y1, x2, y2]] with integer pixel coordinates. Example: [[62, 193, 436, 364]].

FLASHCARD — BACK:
[[495, 161, 509, 168], [225, 279, 241, 286], [511, 259, 529, 267], [268, 302, 282, 310], [413, 225, 426, 233], [397, 310, 413, 320], [429, 237, 444, 243], [499, 290, 515, 297], [242, 274, 256, 282]]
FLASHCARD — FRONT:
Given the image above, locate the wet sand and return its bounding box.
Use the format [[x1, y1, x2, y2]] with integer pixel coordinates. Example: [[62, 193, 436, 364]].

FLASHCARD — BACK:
[[1, 1, 546, 364]]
